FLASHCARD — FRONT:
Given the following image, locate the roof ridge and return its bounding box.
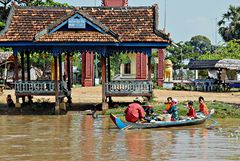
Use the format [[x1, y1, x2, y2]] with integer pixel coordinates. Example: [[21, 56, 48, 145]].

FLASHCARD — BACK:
[[14, 5, 154, 10]]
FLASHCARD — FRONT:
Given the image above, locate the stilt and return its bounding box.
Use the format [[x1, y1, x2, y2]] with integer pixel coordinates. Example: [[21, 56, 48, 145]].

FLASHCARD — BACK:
[[101, 56, 108, 113]]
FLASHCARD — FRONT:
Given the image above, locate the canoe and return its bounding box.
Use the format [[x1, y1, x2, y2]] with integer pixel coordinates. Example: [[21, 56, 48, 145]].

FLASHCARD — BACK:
[[110, 109, 215, 129]]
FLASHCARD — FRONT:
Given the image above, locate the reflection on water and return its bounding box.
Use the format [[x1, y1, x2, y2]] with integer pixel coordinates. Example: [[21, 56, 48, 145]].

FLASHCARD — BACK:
[[0, 114, 239, 161]]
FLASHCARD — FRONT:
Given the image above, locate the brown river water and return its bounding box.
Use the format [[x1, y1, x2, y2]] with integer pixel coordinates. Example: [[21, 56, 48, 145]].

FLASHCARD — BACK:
[[0, 113, 239, 161]]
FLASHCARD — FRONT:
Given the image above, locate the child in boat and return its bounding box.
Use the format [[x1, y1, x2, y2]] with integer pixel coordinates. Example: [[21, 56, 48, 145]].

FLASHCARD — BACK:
[[187, 101, 196, 119], [6, 94, 15, 108], [163, 97, 172, 114], [168, 99, 179, 121], [198, 96, 209, 116]]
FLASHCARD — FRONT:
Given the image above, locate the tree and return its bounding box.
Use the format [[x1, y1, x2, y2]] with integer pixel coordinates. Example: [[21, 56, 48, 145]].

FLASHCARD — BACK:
[[15, 0, 70, 7], [188, 35, 212, 54], [198, 40, 240, 60], [0, 0, 11, 9], [218, 5, 240, 42]]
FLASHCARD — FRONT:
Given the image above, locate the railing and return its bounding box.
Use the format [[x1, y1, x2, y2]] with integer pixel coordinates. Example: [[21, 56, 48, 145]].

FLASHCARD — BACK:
[[105, 80, 152, 96], [15, 80, 64, 96]]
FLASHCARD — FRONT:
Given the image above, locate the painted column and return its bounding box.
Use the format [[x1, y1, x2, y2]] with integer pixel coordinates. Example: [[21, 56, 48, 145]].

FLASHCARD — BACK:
[[101, 55, 108, 112], [14, 54, 20, 108], [54, 56, 59, 114], [66, 53, 72, 106], [20, 52, 25, 103], [107, 55, 112, 103], [82, 51, 94, 87], [136, 52, 147, 80], [58, 54, 62, 81], [26, 52, 30, 81], [148, 56, 151, 81], [157, 49, 164, 86]]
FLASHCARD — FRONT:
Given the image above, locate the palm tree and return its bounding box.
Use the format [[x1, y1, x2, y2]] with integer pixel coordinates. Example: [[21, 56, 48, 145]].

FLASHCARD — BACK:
[[218, 5, 240, 42]]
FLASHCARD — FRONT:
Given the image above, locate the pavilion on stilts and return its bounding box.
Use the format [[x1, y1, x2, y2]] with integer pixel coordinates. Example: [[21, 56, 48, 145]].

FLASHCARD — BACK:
[[0, 4, 170, 114]]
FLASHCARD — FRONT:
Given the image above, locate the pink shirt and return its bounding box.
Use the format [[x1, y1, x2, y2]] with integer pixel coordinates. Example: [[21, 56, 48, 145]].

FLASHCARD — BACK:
[[125, 103, 145, 123]]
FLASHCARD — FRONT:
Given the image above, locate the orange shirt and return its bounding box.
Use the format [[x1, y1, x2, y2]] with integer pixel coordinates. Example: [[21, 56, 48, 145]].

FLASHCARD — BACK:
[[165, 103, 172, 111], [199, 102, 209, 115]]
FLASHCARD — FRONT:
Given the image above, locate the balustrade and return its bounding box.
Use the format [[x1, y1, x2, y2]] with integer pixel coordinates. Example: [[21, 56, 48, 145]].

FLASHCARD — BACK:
[[105, 80, 152, 96], [15, 80, 64, 96]]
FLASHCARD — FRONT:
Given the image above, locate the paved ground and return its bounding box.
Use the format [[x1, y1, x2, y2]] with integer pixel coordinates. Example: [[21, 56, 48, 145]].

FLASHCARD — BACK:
[[1, 86, 240, 105]]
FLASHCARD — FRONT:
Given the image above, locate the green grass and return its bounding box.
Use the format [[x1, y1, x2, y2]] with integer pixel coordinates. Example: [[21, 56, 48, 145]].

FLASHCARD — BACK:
[[106, 101, 240, 119]]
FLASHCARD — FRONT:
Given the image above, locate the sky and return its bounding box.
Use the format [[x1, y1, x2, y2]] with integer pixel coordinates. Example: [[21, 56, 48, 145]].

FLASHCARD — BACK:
[[56, 0, 240, 45]]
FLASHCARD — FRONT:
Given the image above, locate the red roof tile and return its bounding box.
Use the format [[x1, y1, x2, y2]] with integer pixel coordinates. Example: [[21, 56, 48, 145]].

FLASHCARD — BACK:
[[0, 5, 169, 43]]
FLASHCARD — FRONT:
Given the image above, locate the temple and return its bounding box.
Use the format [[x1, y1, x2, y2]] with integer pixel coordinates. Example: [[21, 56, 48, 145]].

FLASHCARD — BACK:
[[0, 3, 170, 113]]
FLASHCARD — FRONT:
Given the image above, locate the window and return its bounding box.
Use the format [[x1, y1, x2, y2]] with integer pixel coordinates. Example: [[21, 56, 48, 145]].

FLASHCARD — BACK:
[[124, 63, 131, 74]]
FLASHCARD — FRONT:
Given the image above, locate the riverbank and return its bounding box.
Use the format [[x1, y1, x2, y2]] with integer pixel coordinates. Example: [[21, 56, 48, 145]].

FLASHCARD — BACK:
[[0, 87, 240, 117]]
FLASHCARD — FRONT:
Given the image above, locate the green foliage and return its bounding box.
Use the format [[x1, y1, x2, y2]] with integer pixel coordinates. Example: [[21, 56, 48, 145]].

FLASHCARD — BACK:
[[29, 52, 53, 76], [218, 5, 240, 42], [167, 35, 215, 70], [110, 52, 130, 75], [199, 40, 240, 60], [0, 21, 5, 30], [188, 35, 213, 54], [27, 0, 70, 7]]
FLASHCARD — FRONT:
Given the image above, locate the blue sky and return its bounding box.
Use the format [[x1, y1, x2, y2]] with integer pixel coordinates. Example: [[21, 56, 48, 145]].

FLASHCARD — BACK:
[[56, 0, 240, 45]]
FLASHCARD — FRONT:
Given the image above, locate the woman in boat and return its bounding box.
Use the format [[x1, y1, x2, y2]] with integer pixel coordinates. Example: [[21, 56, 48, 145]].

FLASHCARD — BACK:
[[198, 96, 209, 116], [168, 99, 179, 121], [187, 101, 196, 119], [124, 97, 145, 123], [163, 97, 173, 114]]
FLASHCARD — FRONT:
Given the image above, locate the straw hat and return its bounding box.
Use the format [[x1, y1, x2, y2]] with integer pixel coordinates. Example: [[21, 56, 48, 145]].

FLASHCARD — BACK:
[[133, 97, 143, 103]]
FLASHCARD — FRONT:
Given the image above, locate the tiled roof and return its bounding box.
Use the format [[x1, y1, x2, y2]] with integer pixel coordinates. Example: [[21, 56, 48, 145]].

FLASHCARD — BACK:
[[0, 5, 169, 43], [188, 60, 219, 70]]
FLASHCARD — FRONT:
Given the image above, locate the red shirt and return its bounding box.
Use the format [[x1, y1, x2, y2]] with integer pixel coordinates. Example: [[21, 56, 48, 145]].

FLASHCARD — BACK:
[[187, 107, 196, 118], [125, 103, 145, 123]]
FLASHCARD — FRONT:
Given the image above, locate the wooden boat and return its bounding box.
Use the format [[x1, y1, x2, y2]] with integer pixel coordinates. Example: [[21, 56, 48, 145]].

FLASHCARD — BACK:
[[110, 109, 214, 129]]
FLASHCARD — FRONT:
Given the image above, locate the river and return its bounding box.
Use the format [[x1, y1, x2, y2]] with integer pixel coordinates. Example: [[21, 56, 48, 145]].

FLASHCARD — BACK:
[[0, 113, 239, 161]]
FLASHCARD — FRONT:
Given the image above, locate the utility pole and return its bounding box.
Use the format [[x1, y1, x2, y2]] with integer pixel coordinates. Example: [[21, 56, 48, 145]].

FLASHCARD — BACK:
[[164, 0, 167, 31], [215, 18, 218, 45]]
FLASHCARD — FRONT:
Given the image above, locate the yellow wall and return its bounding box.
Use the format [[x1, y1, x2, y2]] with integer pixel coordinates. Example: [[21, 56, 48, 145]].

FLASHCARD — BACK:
[[120, 53, 148, 77]]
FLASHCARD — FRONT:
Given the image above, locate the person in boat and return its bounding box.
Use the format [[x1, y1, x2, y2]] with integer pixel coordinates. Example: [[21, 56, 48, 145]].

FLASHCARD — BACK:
[[198, 96, 209, 116], [124, 97, 145, 123], [163, 97, 173, 114], [168, 98, 179, 121], [142, 102, 154, 116], [6, 94, 15, 108], [187, 101, 196, 119]]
